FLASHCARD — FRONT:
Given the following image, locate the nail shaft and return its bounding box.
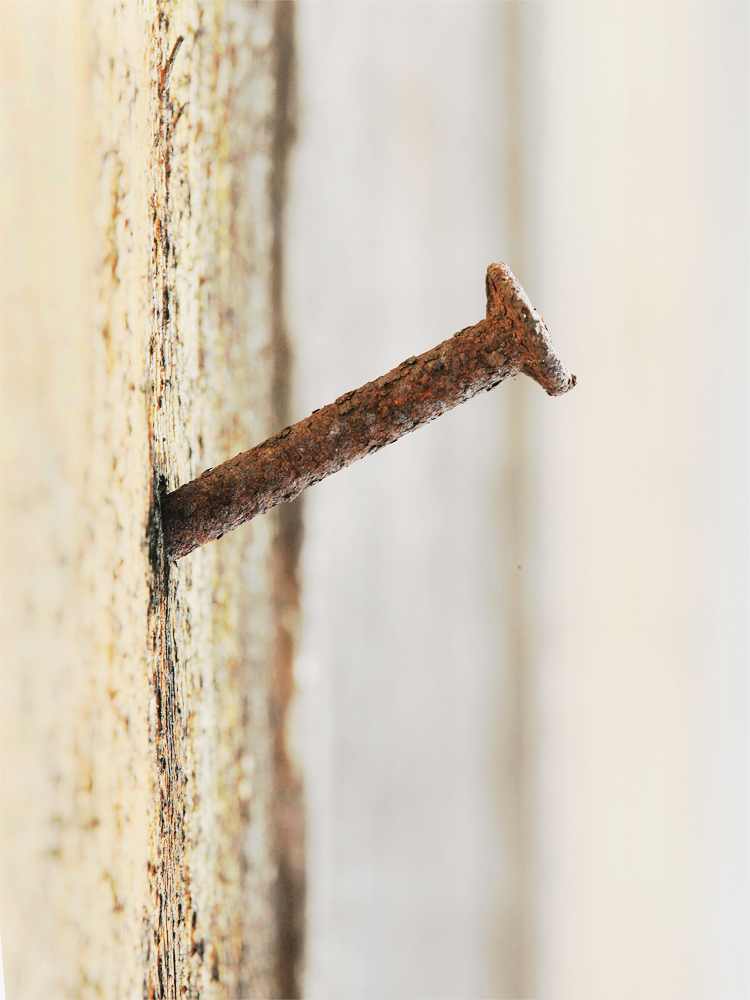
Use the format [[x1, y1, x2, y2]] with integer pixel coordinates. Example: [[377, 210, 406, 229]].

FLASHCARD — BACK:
[[161, 263, 575, 562]]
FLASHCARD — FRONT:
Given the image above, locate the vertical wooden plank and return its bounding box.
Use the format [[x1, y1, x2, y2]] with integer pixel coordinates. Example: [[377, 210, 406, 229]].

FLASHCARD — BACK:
[[1, 2, 300, 995]]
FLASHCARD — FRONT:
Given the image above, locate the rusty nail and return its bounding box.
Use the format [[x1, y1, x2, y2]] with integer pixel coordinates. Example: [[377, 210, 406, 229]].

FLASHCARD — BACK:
[[161, 263, 576, 562]]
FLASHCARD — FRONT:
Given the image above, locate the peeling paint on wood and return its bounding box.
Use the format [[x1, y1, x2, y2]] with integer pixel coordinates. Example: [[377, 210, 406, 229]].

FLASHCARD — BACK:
[[144, 3, 299, 995]]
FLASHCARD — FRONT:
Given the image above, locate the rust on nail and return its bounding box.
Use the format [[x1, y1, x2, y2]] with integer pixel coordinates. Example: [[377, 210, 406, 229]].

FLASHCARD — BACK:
[[161, 263, 576, 562]]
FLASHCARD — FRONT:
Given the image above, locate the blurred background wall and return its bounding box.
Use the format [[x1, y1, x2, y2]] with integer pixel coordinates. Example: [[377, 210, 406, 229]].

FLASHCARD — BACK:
[[286, 3, 748, 998]]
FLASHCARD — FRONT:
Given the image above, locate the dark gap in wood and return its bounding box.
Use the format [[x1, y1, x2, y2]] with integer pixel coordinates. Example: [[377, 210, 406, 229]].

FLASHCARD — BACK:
[[269, 3, 306, 998]]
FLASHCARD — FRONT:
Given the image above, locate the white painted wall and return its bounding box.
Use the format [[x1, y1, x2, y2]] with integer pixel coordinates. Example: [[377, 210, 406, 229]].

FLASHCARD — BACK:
[[287, 3, 748, 999], [528, 4, 749, 997]]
